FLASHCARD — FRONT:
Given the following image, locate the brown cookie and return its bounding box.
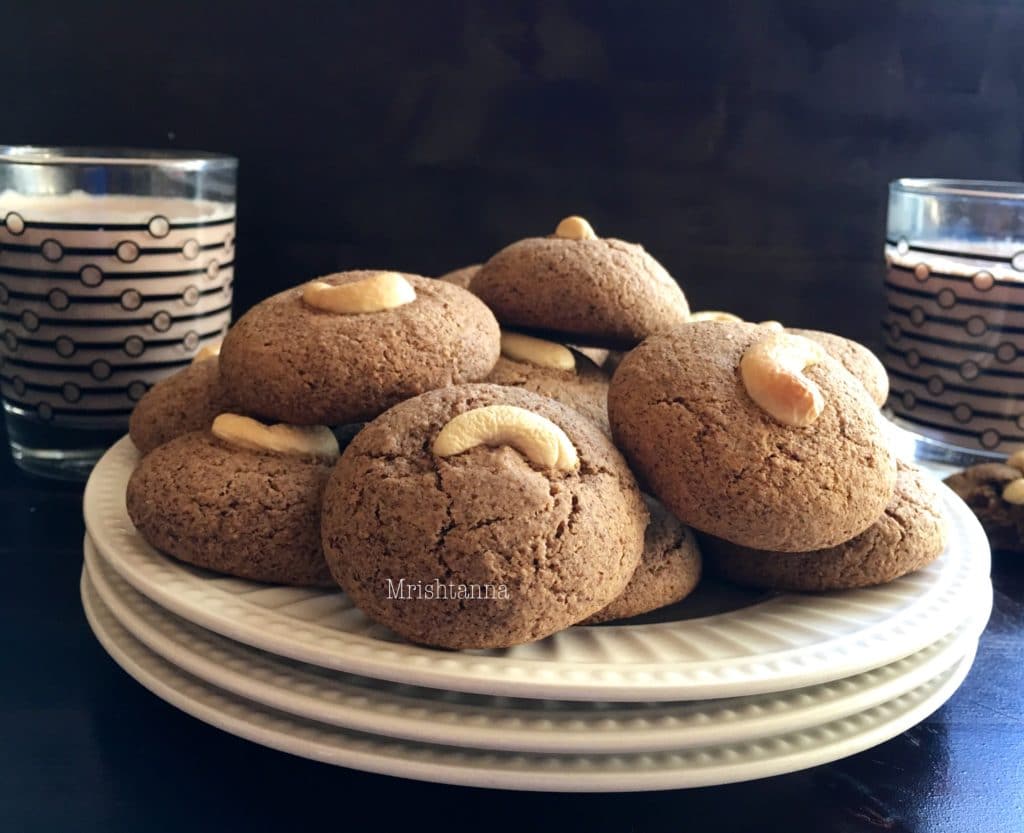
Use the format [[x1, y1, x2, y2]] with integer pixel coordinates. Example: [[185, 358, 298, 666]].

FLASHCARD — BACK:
[[945, 461, 1024, 551], [704, 462, 947, 590], [219, 271, 500, 425], [789, 328, 889, 407], [472, 220, 689, 348], [485, 349, 610, 435], [437, 264, 480, 290], [320, 383, 647, 650], [126, 431, 334, 586], [583, 497, 702, 624], [608, 321, 897, 551], [129, 357, 232, 455]]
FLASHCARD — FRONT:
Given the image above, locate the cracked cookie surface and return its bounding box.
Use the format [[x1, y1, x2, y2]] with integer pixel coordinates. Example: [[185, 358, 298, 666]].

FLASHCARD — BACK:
[[219, 271, 500, 425], [320, 383, 647, 649], [583, 496, 702, 624], [703, 462, 946, 590], [129, 358, 233, 455], [472, 236, 689, 349], [126, 431, 334, 586], [608, 320, 897, 551]]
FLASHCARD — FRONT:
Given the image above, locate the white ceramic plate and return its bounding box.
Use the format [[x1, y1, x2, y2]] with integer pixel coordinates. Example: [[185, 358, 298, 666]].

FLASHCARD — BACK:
[[85, 536, 992, 754], [85, 436, 992, 701], [82, 571, 978, 792]]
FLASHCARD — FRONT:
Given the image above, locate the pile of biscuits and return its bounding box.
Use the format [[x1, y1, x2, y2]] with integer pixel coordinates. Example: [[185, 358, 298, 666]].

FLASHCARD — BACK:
[[125, 215, 948, 650]]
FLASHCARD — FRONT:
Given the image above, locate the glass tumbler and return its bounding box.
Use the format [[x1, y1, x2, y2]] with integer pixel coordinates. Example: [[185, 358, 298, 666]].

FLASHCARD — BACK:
[[884, 179, 1024, 466], [0, 147, 237, 479]]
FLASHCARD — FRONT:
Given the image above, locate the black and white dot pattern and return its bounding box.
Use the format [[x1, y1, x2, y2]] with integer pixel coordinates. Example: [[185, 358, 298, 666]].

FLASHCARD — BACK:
[[79, 265, 104, 287], [0, 206, 235, 429], [123, 336, 145, 357], [20, 310, 39, 332], [151, 311, 172, 332], [116, 240, 140, 263], [120, 289, 143, 311], [90, 360, 112, 381], [48, 288, 70, 311], [55, 336, 76, 357], [40, 239, 63, 262], [4, 212, 25, 235], [61, 382, 81, 403], [885, 241, 1024, 454], [148, 215, 170, 238]]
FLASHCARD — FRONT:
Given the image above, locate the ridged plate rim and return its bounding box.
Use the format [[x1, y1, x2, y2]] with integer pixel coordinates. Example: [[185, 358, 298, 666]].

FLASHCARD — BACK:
[[85, 536, 991, 754], [84, 435, 992, 701], [82, 571, 977, 792]]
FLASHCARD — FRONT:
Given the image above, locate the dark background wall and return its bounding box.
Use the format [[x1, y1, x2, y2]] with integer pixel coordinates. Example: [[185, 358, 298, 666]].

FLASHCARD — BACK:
[[4, 0, 1023, 349]]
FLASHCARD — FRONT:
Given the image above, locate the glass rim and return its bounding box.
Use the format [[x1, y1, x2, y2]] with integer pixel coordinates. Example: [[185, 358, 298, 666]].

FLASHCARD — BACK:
[[891, 178, 1024, 201], [0, 146, 237, 171]]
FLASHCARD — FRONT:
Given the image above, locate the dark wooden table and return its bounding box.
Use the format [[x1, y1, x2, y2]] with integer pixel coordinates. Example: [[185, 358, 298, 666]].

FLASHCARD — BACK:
[[3, 440, 1022, 833]]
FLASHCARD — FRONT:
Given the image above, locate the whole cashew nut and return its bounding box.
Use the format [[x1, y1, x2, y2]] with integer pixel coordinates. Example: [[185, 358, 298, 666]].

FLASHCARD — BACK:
[[554, 216, 597, 241], [303, 271, 416, 314], [211, 413, 340, 461], [740, 332, 827, 427], [1007, 450, 1024, 472], [432, 405, 579, 472], [501, 331, 576, 371]]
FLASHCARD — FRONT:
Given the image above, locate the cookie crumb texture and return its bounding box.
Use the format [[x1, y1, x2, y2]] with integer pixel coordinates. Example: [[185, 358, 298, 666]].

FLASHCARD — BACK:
[[945, 462, 1024, 551], [609, 321, 897, 552], [320, 384, 647, 650], [129, 358, 232, 455], [486, 351, 610, 435], [219, 271, 500, 425], [705, 462, 947, 590], [583, 497, 702, 624], [472, 237, 690, 348], [126, 432, 334, 586]]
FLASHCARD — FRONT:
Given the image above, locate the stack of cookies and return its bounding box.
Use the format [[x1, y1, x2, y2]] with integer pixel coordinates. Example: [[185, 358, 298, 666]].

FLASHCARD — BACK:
[[124, 215, 948, 652]]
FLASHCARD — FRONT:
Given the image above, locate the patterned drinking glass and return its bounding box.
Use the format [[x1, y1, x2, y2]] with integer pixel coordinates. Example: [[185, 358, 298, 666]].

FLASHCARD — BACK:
[[884, 178, 1024, 466], [0, 147, 237, 479]]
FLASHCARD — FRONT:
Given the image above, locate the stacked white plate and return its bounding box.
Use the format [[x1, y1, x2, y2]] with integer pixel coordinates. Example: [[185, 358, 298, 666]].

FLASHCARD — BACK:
[[82, 436, 994, 791]]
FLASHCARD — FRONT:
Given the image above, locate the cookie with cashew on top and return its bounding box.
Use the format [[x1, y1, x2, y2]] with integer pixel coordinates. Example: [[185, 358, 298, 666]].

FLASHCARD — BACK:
[[704, 462, 946, 591], [945, 449, 1024, 551], [608, 321, 897, 552], [687, 312, 890, 408], [486, 330, 612, 434], [320, 383, 648, 650], [126, 414, 341, 586], [472, 216, 690, 349], [219, 270, 500, 425], [129, 343, 233, 455]]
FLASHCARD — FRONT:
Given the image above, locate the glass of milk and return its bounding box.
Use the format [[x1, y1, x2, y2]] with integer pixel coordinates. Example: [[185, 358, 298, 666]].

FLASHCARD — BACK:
[[0, 147, 237, 479], [883, 179, 1024, 466]]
